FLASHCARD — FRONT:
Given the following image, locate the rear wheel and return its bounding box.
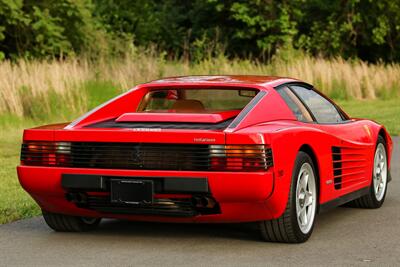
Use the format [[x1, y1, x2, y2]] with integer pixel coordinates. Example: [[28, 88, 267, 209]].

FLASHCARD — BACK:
[[346, 135, 388, 208], [42, 210, 101, 232], [259, 152, 317, 243]]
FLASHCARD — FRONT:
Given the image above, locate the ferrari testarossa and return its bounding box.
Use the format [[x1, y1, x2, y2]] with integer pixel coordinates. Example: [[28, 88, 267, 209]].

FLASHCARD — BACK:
[[17, 75, 392, 243]]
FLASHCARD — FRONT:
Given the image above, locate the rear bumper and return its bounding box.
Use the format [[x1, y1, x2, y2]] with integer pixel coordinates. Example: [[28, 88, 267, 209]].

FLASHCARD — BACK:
[[17, 166, 275, 222]]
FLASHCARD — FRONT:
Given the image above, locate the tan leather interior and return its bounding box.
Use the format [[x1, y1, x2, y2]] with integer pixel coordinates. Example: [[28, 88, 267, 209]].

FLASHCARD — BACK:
[[171, 99, 205, 112]]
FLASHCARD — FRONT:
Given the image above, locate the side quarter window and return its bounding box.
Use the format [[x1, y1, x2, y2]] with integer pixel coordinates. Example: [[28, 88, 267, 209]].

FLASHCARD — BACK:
[[276, 86, 314, 122], [290, 85, 343, 123]]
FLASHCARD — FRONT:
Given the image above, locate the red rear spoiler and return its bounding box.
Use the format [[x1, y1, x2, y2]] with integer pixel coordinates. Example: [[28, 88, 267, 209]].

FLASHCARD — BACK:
[[116, 110, 240, 124]]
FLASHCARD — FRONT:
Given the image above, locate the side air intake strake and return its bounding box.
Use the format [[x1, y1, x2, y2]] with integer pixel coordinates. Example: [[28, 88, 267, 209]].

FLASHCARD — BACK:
[[331, 146, 342, 189], [331, 146, 368, 190], [21, 142, 273, 172]]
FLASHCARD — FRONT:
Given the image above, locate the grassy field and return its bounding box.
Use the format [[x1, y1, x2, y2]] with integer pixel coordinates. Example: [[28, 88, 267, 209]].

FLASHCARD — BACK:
[[337, 99, 400, 135], [1, 54, 400, 119], [0, 55, 399, 224]]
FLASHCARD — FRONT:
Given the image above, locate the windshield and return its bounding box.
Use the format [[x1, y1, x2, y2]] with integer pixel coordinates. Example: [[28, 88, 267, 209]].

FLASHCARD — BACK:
[[139, 89, 257, 113]]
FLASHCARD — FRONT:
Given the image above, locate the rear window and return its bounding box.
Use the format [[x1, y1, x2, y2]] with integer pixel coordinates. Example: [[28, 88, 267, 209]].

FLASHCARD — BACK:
[[138, 89, 257, 113]]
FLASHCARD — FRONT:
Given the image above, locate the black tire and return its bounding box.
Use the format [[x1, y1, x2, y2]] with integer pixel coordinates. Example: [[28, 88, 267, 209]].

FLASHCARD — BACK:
[[259, 151, 318, 243], [42, 210, 101, 232], [345, 135, 388, 209]]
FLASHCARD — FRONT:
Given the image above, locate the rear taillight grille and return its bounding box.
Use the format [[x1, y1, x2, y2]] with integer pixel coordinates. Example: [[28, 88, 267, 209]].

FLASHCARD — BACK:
[[209, 145, 272, 171], [21, 142, 272, 171], [20, 142, 72, 167]]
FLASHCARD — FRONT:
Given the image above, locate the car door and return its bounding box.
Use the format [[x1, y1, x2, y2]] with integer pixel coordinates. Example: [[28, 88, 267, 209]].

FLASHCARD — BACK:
[[288, 84, 372, 195]]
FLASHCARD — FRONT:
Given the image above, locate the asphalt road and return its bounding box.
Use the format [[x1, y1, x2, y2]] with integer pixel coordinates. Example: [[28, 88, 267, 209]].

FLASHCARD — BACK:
[[1, 137, 399, 266]]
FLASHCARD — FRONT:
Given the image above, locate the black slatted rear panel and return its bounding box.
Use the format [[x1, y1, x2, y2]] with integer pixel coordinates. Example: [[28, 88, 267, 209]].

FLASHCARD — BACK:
[[21, 142, 273, 172], [70, 143, 209, 170]]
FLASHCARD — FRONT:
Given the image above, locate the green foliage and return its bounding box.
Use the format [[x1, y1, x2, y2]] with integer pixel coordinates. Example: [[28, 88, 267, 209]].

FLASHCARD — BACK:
[[229, 1, 298, 58], [1, 0, 400, 62], [294, 0, 400, 62], [92, 0, 400, 62], [0, 0, 110, 59]]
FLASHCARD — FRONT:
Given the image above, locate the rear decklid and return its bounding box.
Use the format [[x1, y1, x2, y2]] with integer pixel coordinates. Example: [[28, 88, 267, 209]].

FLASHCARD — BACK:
[[115, 110, 239, 124], [84, 111, 238, 133], [23, 117, 227, 145]]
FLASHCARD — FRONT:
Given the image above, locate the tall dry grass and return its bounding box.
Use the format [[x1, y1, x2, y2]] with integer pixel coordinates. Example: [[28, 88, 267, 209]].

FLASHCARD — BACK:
[[273, 56, 400, 99], [0, 59, 90, 116], [1, 54, 399, 118]]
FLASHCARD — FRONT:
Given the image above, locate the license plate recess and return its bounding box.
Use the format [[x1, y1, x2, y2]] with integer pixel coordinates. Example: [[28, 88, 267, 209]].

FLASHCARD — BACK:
[[110, 179, 153, 205]]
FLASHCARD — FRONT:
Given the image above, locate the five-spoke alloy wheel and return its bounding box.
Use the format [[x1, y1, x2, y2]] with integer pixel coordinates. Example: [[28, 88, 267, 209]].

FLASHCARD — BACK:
[[373, 142, 387, 202], [260, 151, 317, 243], [296, 162, 317, 234], [347, 135, 388, 209]]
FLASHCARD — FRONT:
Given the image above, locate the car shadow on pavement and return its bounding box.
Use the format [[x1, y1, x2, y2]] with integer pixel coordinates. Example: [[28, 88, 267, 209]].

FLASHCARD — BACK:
[[68, 206, 365, 242], [93, 219, 262, 241]]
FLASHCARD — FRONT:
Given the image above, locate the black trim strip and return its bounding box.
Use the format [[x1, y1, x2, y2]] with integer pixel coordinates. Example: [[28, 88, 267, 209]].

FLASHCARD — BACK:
[[228, 91, 266, 129], [61, 174, 209, 194], [319, 186, 370, 213], [62, 174, 107, 190], [87, 206, 197, 217], [274, 81, 314, 90]]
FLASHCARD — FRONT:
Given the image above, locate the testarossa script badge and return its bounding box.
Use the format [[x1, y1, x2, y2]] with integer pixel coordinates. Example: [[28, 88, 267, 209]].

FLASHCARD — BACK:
[[129, 128, 162, 132], [193, 138, 216, 143]]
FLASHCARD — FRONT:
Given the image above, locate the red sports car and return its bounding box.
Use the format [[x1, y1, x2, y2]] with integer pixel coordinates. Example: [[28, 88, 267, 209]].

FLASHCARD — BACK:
[[17, 75, 392, 243]]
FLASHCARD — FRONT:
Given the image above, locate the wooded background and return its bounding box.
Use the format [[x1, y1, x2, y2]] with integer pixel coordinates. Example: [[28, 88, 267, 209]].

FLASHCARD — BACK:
[[1, 0, 399, 62]]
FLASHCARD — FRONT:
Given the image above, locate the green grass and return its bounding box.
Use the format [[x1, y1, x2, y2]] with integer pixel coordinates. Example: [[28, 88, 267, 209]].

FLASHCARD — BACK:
[[0, 97, 398, 224], [337, 99, 400, 136], [0, 127, 40, 224]]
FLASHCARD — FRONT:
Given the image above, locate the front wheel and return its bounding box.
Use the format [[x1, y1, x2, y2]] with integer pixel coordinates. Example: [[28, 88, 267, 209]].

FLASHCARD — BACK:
[[259, 151, 317, 243], [42, 210, 101, 232], [346, 135, 388, 208]]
